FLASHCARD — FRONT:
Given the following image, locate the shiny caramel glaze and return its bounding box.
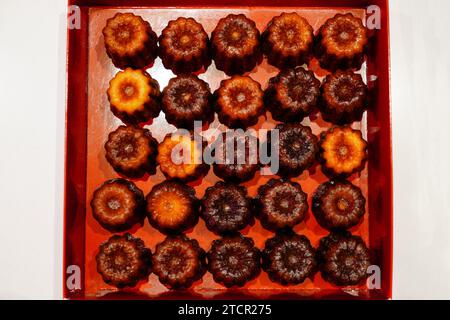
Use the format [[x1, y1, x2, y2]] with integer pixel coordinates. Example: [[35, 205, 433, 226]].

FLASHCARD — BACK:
[[269, 123, 318, 177], [201, 182, 253, 235], [159, 17, 211, 74], [262, 231, 317, 285], [262, 13, 314, 69], [102, 13, 158, 69], [320, 70, 368, 124], [214, 75, 264, 129], [157, 132, 209, 182], [161, 74, 213, 129], [319, 126, 368, 177], [317, 231, 370, 286], [152, 235, 206, 289], [105, 126, 158, 178], [315, 13, 368, 71], [146, 180, 199, 234], [255, 179, 308, 231], [107, 68, 161, 124], [96, 233, 152, 288], [211, 14, 262, 75], [264, 67, 320, 123], [312, 180, 366, 230], [91, 179, 145, 232], [207, 234, 261, 288]]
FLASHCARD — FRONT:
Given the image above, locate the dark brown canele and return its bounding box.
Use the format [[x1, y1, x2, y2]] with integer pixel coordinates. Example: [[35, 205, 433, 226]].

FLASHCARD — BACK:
[[211, 131, 260, 183], [317, 231, 371, 286], [152, 235, 207, 289], [264, 67, 320, 123], [161, 74, 213, 129], [320, 70, 368, 124], [312, 180, 366, 230], [201, 181, 253, 235], [104, 125, 158, 178], [102, 13, 158, 69], [91, 179, 145, 232], [159, 17, 211, 74], [207, 234, 261, 287], [256, 179, 308, 231], [263, 231, 317, 285], [211, 14, 261, 75], [315, 13, 368, 71], [262, 12, 314, 69], [96, 233, 152, 288]]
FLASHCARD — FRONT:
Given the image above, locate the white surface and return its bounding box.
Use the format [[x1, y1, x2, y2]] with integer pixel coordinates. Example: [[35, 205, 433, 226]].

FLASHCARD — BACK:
[[0, 0, 449, 299]]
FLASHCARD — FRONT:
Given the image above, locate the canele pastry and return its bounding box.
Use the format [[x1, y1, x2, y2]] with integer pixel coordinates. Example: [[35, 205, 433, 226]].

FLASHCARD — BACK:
[[208, 234, 261, 287], [146, 180, 199, 234], [91, 179, 145, 232], [211, 131, 260, 183], [317, 231, 371, 286], [159, 17, 211, 74], [201, 181, 253, 235], [214, 76, 264, 129], [312, 180, 366, 230], [269, 123, 318, 177], [256, 179, 308, 231], [262, 12, 314, 69], [320, 70, 368, 124], [107, 68, 161, 124], [96, 233, 152, 288], [102, 13, 158, 69], [211, 14, 261, 75], [263, 231, 316, 285], [105, 125, 158, 178], [264, 67, 320, 123], [152, 235, 207, 289], [157, 132, 209, 182], [315, 13, 368, 71], [319, 126, 368, 177], [161, 74, 213, 129]]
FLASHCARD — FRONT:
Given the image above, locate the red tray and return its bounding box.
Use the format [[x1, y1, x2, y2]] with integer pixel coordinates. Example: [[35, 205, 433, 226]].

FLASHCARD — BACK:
[[64, 0, 392, 300]]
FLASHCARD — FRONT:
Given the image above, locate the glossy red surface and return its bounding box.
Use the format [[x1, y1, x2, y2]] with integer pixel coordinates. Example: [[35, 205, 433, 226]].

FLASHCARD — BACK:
[[65, 0, 392, 300]]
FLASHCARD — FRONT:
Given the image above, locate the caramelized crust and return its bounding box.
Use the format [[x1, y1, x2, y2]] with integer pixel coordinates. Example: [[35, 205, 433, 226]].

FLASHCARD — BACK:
[[269, 123, 318, 177], [312, 180, 366, 230], [102, 13, 158, 69], [159, 17, 211, 74], [146, 180, 199, 234], [263, 232, 316, 285], [315, 13, 368, 71], [96, 233, 152, 288], [162, 74, 213, 129], [211, 131, 260, 183], [201, 181, 253, 234], [319, 126, 368, 177], [320, 70, 368, 124], [152, 235, 206, 289], [256, 179, 308, 231], [157, 133, 209, 182], [211, 14, 262, 75], [208, 234, 261, 287], [262, 13, 314, 69], [107, 68, 161, 124], [264, 67, 320, 123], [214, 76, 264, 128], [317, 231, 370, 286], [105, 126, 158, 178], [91, 179, 145, 232]]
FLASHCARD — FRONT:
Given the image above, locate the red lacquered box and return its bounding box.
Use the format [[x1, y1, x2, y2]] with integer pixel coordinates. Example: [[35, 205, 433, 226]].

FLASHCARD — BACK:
[[64, 0, 392, 300]]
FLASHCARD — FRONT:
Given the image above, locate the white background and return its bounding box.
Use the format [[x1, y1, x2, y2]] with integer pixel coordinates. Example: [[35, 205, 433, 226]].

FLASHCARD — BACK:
[[0, 0, 449, 299]]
